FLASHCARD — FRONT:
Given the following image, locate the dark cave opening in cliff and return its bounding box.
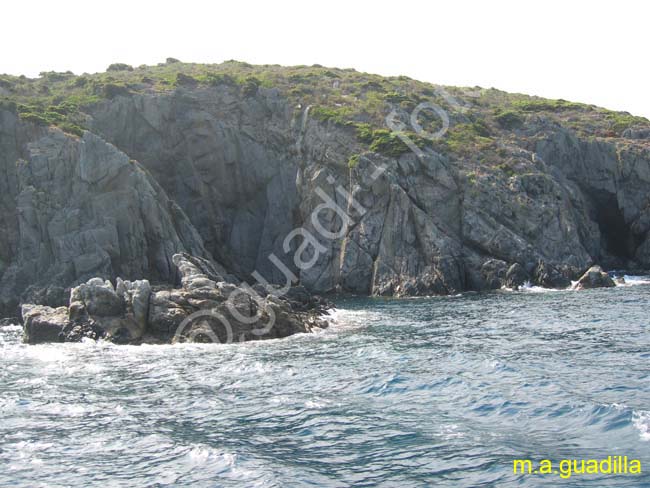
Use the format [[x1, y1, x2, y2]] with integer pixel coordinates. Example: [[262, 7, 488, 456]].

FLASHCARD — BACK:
[[593, 194, 640, 265]]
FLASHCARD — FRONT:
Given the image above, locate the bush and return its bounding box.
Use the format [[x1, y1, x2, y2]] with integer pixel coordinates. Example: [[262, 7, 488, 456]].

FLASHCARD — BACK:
[[166, 57, 181, 64], [469, 119, 491, 137], [383, 91, 412, 104], [48, 102, 77, 115], [444, 123, 494, 154], [241, 76, 261, 96], [74, 76, 88, 87], [352, 123, 428, 158], [102, 83, 130, 99], [204, 73, 236, 86], [604, 112, 649, 132], [512, 99, 584, 112], [39, 71, 74, 82], [348, 154, 360, 168], [107, 63, 134, 72], [20, 112, 48, 125], [59, 123, 85, 137], [354, 123, 374, 143], [310, 105, 352, 125], [495, 110, 524, 129], [495, 163, 515, 177], [175, 73, 197, 87], [368, 129, 411, 157]]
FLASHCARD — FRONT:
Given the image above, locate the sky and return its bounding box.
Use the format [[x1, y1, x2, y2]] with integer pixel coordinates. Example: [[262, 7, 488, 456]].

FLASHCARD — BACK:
[[2, 0, 648, 118]]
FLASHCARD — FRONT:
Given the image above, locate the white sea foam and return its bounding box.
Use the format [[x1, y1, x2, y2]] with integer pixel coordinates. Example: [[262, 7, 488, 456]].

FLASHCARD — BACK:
[[617, 275, 650, 287], [632, 410, 650, 441], [0, 324, 22, 332], [519, 281, 569, 293]]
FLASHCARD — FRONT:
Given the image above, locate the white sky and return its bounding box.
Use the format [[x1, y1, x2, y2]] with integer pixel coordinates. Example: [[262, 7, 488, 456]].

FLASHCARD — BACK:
[[2, 0, 648, 118]]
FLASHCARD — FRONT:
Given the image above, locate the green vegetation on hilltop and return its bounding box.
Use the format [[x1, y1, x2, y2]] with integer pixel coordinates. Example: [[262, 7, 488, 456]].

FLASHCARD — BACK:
[[0, 59, 648, 153]]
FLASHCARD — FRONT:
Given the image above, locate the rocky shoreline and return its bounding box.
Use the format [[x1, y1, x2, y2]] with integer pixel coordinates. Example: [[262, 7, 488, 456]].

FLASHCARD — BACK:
[[2, 63, 650, 343], [17, 260, 631, 345], [21, 253, 330, 345]]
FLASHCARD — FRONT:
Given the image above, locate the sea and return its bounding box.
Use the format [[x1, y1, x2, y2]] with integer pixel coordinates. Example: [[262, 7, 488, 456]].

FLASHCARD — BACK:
[[1, 277, 649, 487]]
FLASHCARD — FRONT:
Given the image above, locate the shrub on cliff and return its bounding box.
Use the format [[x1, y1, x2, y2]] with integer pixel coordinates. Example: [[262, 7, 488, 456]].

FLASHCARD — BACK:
[[311, 106, 353, 125], [241, 76, 261, 96], [19, 112, 48, 125], [175, 73, 198, 87], [102, 83, 131, 99], [107, 63, 134, 72], [495, 110, 524, 129], [204, 73, 236, 86]]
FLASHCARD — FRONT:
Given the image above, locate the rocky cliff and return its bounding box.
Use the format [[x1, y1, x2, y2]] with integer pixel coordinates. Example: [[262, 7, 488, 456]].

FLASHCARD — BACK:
[[1, 61, 649, 317]]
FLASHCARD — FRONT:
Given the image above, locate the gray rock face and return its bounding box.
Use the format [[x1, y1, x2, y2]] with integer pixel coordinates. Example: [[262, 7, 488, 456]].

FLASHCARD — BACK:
[[20, 253, 328, 344], [0, 114, 212, 316], [573, 265, 616, 290], [2, 82, 650, 315], [533, 261, 572, 289], [82, 89, 650, 299], [505, 263, 530, 289]]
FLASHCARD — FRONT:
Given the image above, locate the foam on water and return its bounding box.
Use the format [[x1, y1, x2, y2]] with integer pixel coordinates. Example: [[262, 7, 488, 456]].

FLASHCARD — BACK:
[[1, 283, 650, 486]]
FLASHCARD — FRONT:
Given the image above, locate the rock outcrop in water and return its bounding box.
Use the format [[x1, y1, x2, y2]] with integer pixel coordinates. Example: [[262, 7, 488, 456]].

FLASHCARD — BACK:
[[21, 253, 329, 344], [1, 62, 650, 324], [572, 265, 616, 290]]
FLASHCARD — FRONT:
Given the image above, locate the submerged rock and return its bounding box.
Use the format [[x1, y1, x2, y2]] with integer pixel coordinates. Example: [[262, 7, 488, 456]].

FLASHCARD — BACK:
[[573, 265, 616, 290], [20, 253, 329, 345]]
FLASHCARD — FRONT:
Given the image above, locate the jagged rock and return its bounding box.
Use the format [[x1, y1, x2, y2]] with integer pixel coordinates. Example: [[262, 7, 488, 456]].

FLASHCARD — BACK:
[[19, 253, 328, 345], [21, 304, 68, 344], [481, 259, 508, 289], [622, 128, 650, 139], [149, 254, 327, 343], [533, 261, 572, 289], [0, 123, 212, 317], [68, 277, 151, 343], [505, 263, 530, 289], [116, 278, 151, 331], [573, 265, 616, 290], [70, 278, 123, 317]]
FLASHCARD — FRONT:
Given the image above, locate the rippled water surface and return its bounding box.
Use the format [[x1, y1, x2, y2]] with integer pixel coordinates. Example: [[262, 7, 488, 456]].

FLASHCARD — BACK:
[[1, 280, 650, 487]]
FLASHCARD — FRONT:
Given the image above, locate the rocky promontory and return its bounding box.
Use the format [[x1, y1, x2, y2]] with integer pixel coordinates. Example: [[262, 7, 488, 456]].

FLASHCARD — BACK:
[[21, 253, 329, 344], [1, 61, 649, 341]]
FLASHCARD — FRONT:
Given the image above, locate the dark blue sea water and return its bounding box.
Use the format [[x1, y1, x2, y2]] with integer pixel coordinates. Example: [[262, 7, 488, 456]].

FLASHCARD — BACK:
[[1, 279, 649, 487]]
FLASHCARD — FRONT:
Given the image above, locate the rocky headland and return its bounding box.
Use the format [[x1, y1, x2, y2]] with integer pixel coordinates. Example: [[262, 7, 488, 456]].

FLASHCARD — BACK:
[[1, 61, 649, 343]]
